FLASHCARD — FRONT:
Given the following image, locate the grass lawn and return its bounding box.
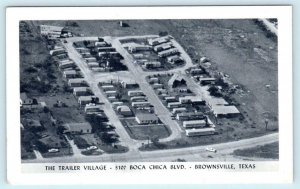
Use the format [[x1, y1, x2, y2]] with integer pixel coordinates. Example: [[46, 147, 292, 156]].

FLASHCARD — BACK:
[[82, 150, 103, 156], [42, 147, 73, 158], [127, 125, 170, 140], [232, 142, 279, 159], [51, 107, 86, 123], [80, 134, 97, 146], [38, 93, 79, 108], [21, 146, 36, 160], [98, 144, 128, 154], [121, 118, 170, 140]]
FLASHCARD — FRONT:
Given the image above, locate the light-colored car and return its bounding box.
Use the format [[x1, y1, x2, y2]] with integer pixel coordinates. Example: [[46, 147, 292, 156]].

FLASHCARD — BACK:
[[40, 134, 49, 138], [48, 148, 59, 153], [87, 146, 98, 151], [205, 147, 217, 153]]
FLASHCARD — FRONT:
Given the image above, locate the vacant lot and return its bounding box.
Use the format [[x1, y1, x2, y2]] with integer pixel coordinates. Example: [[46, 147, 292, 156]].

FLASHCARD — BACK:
[[164, 19, 278, 133], [52, 107, 86, 123], [232, 142, 279, 159], [33, 20, 171, 37]]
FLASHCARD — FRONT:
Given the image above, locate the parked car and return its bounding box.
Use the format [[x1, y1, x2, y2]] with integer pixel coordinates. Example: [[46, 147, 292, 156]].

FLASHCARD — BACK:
[[87, 146, 98, 151], [205, 147, 217, 153], [40, 134, 49, 139], [48, 148, 59, 153]]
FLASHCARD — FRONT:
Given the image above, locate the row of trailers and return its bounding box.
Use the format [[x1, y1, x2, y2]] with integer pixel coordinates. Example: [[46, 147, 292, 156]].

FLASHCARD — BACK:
[[147, 75, 216, 137], [164, 95, 216, 137], [50, 42, 107, 115], [74, 40, 123, 72]]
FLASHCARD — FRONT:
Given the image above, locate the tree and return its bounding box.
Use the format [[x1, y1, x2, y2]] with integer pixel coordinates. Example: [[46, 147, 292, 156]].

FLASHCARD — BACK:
[[100, 132, 118, 144], [73, 136, 89, 149], [264, 119, 269, 131], [20, 81, 29, 93], [25, 66, 38, 73], [66, 21, 79, 27], [35, 140, 48, 153], [43, 106, 50, 113], [47, 72, 57, 80], [159, 31, 168, 37], [63, 83, 73, 93], [57, 126, 66, 135], [208, 86, 222, 97], [91, 97, 99, 104], [83, 40, 90, 47], [215, 77, 229, 89], [85, 114, 108, 132], [21, 131, 35, 150], [32, 98, 38, 105], [150, 135, 160, 145], [173, 158, 186, 162]]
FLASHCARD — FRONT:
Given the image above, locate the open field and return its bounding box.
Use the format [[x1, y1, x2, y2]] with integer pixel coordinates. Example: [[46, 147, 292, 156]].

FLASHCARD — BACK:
[[33, 20, 171, 37], [165, 20, 278, 133], [232, 142, 279, 159]]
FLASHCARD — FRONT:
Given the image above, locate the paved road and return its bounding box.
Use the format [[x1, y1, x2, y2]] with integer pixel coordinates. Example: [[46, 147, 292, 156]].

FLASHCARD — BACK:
[[258, 19, 278, 36], [33, 150, 44, 160], [65, 136, 84, 157], [23, 133, 278, 163]]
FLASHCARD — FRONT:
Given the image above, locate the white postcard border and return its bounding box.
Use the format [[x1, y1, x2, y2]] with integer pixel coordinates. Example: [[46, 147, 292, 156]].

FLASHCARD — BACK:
[[6, 6, 293, 184]]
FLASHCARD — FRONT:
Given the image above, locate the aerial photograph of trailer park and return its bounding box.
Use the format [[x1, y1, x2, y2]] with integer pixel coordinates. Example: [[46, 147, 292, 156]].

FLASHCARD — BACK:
[[20, 19, 279, 163]]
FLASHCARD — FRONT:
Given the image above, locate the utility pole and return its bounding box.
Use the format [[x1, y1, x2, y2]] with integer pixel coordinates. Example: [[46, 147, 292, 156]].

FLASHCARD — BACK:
[[264, 119, 269, 131]]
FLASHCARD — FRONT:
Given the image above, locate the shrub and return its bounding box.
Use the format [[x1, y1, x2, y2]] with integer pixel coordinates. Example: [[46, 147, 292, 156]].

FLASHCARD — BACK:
[[43, 106, 50, 113], [159, 31, 168, 37], [208, 86, 222, 97], [73, 136, 89, 149], [25, 66, 38, 73], [65, 21, 79, 27]]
